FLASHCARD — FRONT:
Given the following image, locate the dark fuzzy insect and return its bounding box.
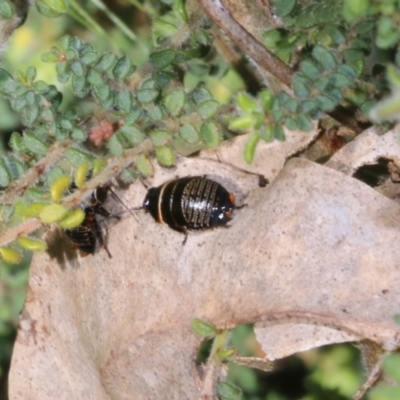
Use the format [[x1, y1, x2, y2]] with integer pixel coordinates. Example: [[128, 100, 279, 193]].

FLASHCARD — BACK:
[[65, 186, 113, 258], [143, 176, 238, 241]]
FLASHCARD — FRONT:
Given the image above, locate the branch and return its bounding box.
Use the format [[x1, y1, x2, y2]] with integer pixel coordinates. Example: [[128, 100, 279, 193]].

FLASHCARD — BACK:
[[197, 0, 292, 88], [0, 139, 154, 247], [198, 0, 369, 134]]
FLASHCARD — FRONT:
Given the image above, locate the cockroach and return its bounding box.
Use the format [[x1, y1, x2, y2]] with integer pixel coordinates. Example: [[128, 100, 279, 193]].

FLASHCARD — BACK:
[[65, 184, 132, 258], [142, 176, 241, 242], [65, 186, 114, 258]]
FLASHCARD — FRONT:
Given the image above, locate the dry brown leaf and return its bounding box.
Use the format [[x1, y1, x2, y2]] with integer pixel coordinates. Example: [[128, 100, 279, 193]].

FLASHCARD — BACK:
[[327, 125, 400, 175], [9, 152, 400, 399]]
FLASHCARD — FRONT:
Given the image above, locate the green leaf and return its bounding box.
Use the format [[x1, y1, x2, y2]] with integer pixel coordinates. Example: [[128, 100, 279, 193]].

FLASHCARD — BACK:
[[118, 125, 145, 146], [135, 154, 154, 176], [25, 66, 36, 83], [108, 134, 124, 157], [285, 98, 298, 113], [154, 70, 175, 88], [237, 92, 258, 113], [40, 204, 68, 224], [23, 203, 46, 218], [174, 0, 188, 22], [284, 117, 298, 130], [0, 0, 13, 19], [198, 100, 219, 119], [36, 0, 68, 17], [330, 72, 352, 88], [147, 105, 163, 120], [137, 80, 159, 103], [59, 209, 86, 229], [93, 83, 112, 103], [50, 175, 71, 202], [179, 124, 199, 144], [70, 61, 86, 77], [1, 156, 22, 181], [93, 158, 107, 176], [244, 132, 260, 164], [87, 69, 103, 87], [355, 20, 374, 35], [71, 127, 87, 142], [0, 160, 10, 188], [315, 94, 336, 111], [113, 56, 135, 81], [217, 382, 242, 400], [258, 90, 273, 112], [344, 49, 364, 64], [0, 68, 15, 94], [155, 146, 175, 167], [314, 76, 330, 91], [41, 50, 61, 63], [322, 25, 346, 45], [71, 74, 88, 97], [32, 80, 48, 92], [192, 29, 211, 46], [125, 109, 141, 125], [70, 37, 82, 51], [259, 124, 274, 142], [153, 17, 178, 38], [58, 35, 71, 51], [56, 61, 71, 83], [65, 148, 94, 166], [0, 248, 22, 264], [137, 88, 158, 103], [80, 52, 98, 66], [200, 122, 221, 148], [164, 88, 186, 116], [190, 318, 217, 337], [177, 48, 201, 63], [18, 237, 47, 252], [74, 162, 90, 188], [150, 49, 177, 69], [229, 116, 255, 130], [59, 118, 73, 131], [150, 130, 172, 146], [23, 133, 47, 155], [262, 29, 283, 49], [116, 90, 133, 114], [295, 114, 313, 132], [377, 18, 400, 49], [312, 45, 337, 70], [9, 132, 26, 153], [191, 87, 212, 105], [273, 0, 296, 17], [293, 76, 310, 98], [337, 64, 357, 79], [96, 53, 118, 72], [273, 124, 285, 141], [343, 0, 369, 21]]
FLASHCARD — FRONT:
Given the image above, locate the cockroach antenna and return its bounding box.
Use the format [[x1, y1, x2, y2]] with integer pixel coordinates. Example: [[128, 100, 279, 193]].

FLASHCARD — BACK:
[[108, 188, 137, 218]]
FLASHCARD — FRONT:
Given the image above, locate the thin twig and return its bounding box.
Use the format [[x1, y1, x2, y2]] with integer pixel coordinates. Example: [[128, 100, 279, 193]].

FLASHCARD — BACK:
[[197, 0, 292, 88], [0, 139, 154, 247], [198, 0, 369, 134], [0, 140, 73, 205]]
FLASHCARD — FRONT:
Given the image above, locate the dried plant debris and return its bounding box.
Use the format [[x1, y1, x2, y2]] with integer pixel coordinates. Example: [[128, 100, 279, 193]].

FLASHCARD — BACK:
[[9, 157, 400, 399]]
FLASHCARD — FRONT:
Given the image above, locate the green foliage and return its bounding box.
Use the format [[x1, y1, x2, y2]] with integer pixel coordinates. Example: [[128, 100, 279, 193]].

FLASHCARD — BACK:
[[191, 318, 218, 338], [0, 0, 13, 19], [217, 382, 242, 400], [1, 2, 400, 394]]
